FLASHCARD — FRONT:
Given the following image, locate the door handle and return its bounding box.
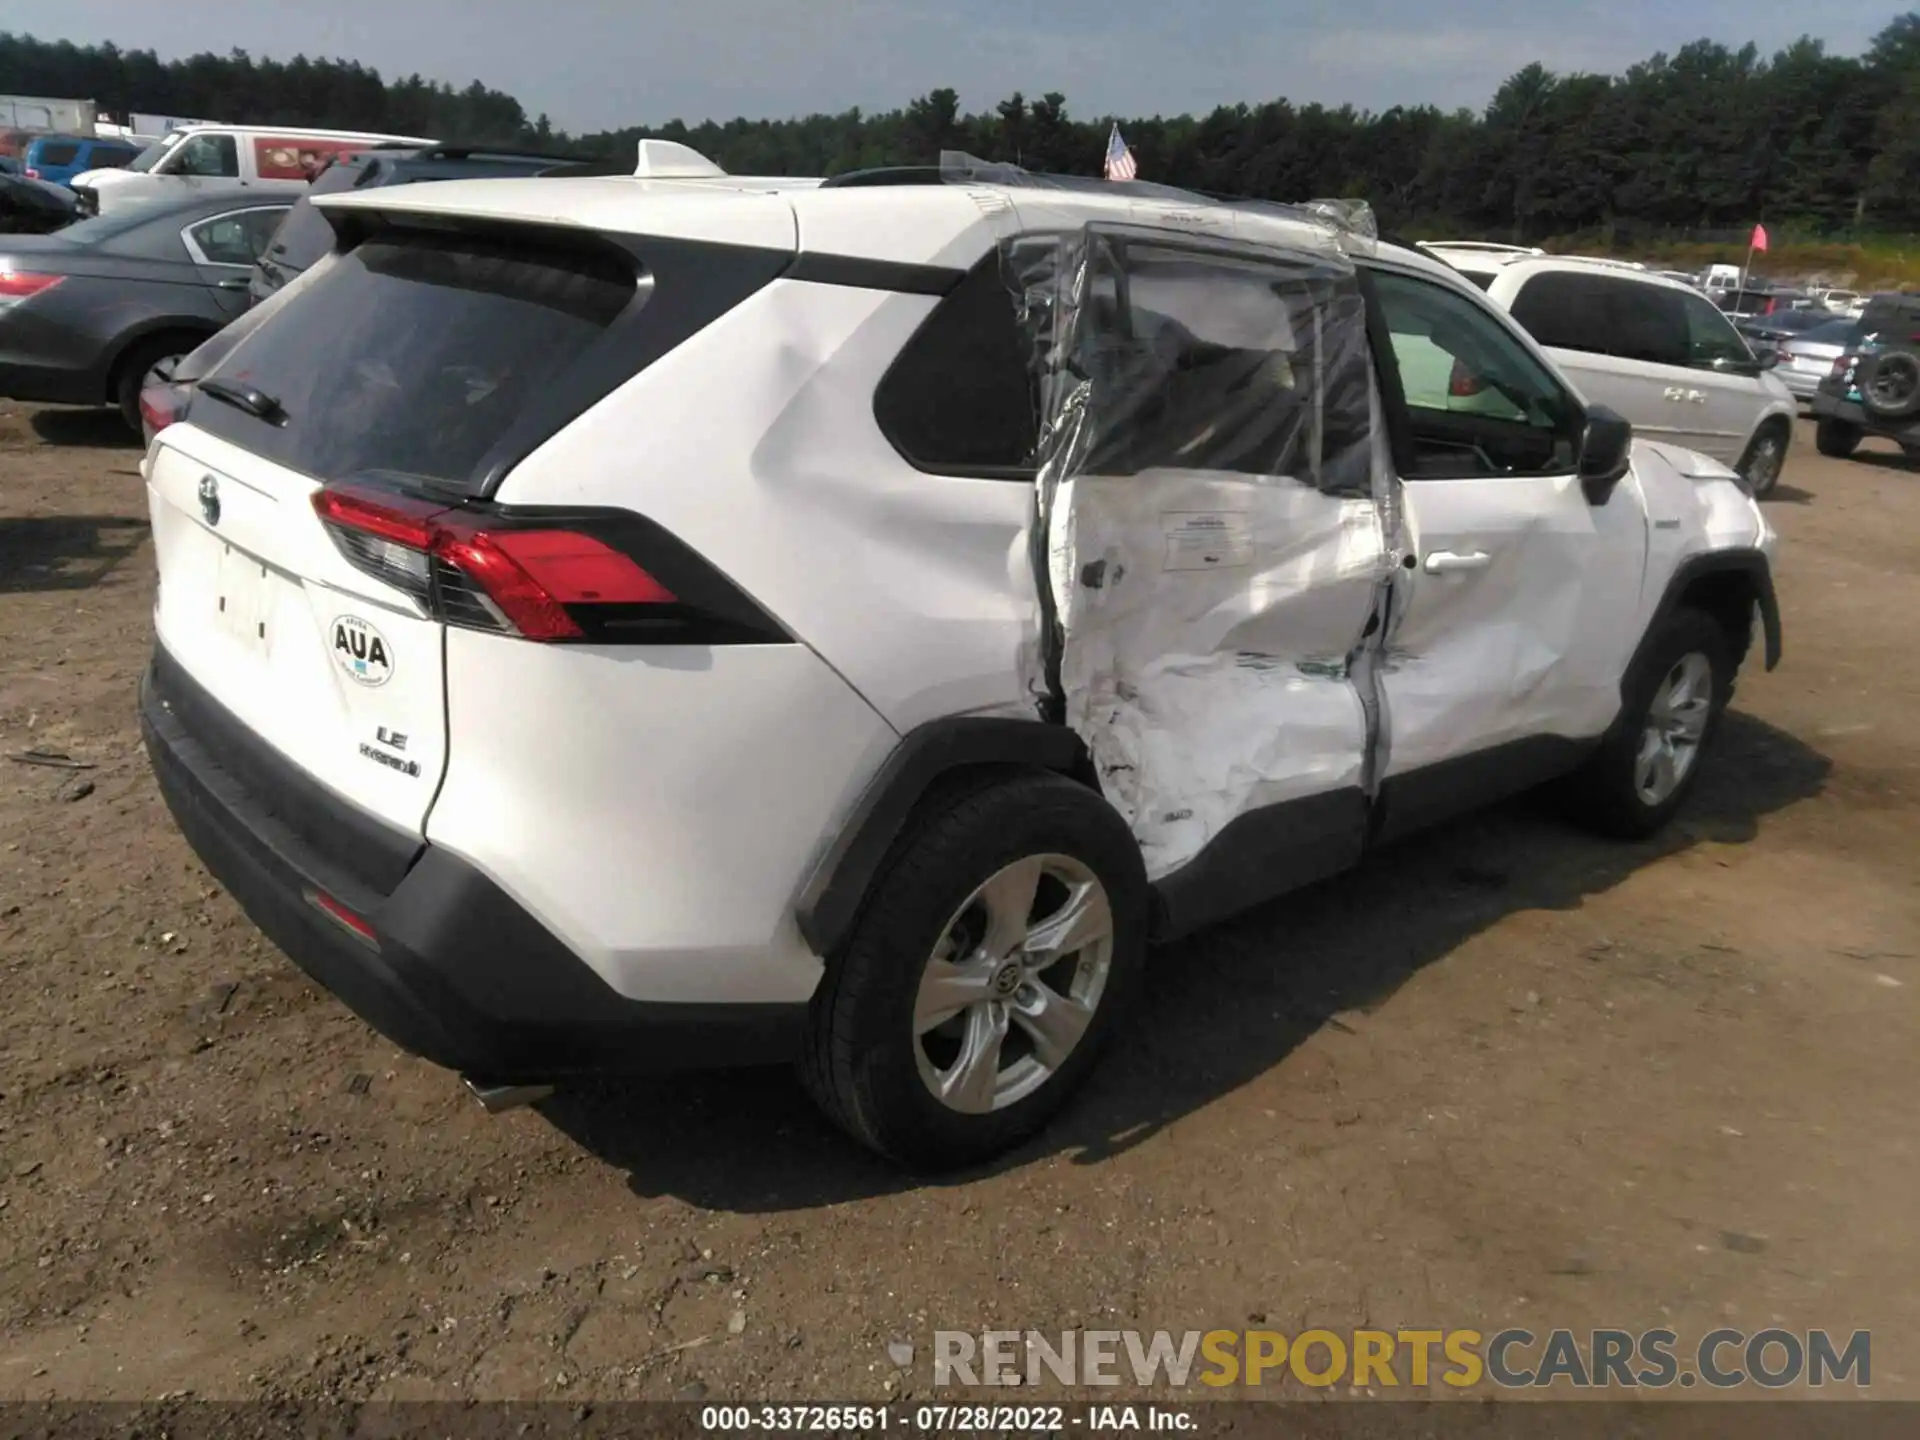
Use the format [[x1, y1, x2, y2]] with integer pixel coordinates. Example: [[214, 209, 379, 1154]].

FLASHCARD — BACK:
[[1663, 385, 1687, 401], [216, 276, 251, 291], [1687, 389, 1707, 404], [1424, 550, 1492, 574]]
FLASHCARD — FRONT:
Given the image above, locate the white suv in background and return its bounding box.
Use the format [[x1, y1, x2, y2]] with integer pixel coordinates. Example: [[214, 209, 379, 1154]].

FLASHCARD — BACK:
[[1425, 246, 1797, 497], [139, 163, 1781, 1169]]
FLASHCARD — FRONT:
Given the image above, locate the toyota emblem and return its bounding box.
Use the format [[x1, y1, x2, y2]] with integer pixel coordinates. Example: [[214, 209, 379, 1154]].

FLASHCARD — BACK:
[[198, 474, 220, 527]]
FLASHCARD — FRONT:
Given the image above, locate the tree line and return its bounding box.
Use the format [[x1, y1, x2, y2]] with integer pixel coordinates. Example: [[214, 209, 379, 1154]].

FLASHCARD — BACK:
[[4, 15, 1918, 237]]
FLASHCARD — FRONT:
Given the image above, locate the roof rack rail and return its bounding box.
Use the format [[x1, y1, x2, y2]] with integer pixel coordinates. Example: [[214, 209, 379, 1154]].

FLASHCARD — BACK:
[[415, 143, 589, 164], [819, 166, 949, 188]]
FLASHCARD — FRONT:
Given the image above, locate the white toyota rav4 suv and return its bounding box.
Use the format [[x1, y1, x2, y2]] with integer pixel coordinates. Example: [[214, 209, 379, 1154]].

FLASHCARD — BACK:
[[1423, 246, 1798, 498], [139, 161, 1781, 1169]]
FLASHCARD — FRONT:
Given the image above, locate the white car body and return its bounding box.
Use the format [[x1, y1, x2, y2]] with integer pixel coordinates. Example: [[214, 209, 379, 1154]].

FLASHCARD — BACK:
[[137, 163, 1782, 1160], [71, 124, 436, 213], [1428, 249, 1796, 477]]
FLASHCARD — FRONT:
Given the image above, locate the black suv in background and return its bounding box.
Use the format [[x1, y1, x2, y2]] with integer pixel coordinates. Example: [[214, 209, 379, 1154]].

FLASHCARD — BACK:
[[247, 144, 593, 306], [1812, 294, 1920, 461]]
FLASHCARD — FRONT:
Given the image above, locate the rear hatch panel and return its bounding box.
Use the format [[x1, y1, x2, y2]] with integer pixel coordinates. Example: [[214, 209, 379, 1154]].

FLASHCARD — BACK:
[[148, 426, 449, 838]]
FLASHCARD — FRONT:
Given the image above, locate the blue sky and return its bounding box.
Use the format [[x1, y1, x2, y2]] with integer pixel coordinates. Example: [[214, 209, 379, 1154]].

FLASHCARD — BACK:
[[26, 0, 1890, 133]]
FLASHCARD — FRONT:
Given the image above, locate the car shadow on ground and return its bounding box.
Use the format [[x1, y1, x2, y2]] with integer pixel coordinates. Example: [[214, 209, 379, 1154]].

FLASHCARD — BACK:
[[1845, 450, 1919, 474], [1764, 482, 1815, 506], [26, 407, 141, 449], [0, 514, 150, 594], [538, 710, 1831, 1212]]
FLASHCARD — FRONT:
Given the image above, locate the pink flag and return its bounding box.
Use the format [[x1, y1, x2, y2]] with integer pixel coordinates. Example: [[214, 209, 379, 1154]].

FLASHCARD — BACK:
[[1751, 223, 1769, 253]]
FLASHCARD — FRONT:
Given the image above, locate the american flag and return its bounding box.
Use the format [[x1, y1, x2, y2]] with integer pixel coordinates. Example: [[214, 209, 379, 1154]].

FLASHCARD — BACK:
[[1103, 123, 1137, 182]]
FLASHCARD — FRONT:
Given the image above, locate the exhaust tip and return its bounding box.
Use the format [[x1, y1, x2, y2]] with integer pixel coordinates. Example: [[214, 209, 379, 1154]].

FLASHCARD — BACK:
[[462, 1078, 556, 1114]]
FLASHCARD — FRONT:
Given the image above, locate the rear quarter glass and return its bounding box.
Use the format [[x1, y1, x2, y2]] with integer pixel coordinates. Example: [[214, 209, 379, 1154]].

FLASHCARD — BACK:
[[191, 220, 791, 495]]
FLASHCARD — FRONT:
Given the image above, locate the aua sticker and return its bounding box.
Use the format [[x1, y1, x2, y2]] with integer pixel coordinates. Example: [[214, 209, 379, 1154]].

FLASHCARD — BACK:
[[331, 615, 393, 687]]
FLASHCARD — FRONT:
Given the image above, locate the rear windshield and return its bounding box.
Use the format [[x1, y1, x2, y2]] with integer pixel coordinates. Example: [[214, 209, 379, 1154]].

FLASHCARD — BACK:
[[196, 228, 639, 492]]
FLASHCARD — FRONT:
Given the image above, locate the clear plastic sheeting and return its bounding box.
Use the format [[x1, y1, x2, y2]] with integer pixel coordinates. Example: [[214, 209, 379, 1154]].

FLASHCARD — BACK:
[[936, 152, 1380, 256], [1006, 219, 1396, 878]]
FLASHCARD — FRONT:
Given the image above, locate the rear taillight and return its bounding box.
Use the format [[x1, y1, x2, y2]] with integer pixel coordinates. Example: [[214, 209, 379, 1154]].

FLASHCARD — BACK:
[[1775, 346, 1795, 363], [0, 271, 63, 308], [139, 379, 190, 440], [23, 166, 38, 179], [1447, 358, 1487, 397], [311, 483, 682, 642]]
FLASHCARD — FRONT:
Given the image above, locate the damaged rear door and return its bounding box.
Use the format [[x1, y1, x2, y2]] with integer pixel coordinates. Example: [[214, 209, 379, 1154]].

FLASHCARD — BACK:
[[1018, 224, 1395, 936]]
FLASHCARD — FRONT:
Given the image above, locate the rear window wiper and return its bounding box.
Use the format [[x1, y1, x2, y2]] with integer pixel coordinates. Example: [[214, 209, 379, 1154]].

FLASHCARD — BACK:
[[198, 377, 286, 424]]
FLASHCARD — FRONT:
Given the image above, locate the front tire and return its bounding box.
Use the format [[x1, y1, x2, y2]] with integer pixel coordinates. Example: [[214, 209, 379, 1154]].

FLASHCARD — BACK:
[[1564, 607, 1733, 840], [1735, 422, 1788, 498], [1814, 417, 1861, 459], [800, 772, 1148, 1170]]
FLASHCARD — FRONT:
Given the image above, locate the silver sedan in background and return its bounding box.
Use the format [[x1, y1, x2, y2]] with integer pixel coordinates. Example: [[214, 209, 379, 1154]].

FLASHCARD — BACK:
[[1767, 315, 1864, 404]]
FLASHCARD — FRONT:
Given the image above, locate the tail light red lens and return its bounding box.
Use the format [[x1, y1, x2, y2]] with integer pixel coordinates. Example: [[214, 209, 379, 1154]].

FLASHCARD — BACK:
[[311, 483, 678, 642], [305, 888, 378, 947], [1447, 358, 1488, 397], [0, 271, 63, 306], [139, 381, 190, 439]]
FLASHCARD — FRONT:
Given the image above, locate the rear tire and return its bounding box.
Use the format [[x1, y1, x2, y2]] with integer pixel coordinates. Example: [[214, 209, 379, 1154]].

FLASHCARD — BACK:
[[800, 771, 1148, 1170], [112, 334, 201, 436], [1813, 417, 1861, 459], [1734, 421, 1789, 498], [1563, 607, 1733, 841], [1858, 347, 1920, 422]]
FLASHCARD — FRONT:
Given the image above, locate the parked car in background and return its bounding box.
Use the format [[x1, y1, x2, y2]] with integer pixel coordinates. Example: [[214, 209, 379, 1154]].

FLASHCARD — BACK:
[[1808, 287, 1864, 317], [1713, 286, 1797, 320], [1813, 294, 1920, 459], [23, 134, 141, 186], [0, 190, 292, 430], [1654, 269, 1701, 289], [0, 171, 80, 233], [1767, 316, 1862, 405], [248, 143, 588, 306], [69, 124, 436, 215], [1701, 263, 1744, 294], [1735, 308, 1838, 346], [1431, 250, 1794, 495]]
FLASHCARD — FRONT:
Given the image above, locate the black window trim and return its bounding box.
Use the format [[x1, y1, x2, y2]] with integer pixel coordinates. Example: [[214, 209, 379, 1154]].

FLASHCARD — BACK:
[[871, 245, 1043, 483]]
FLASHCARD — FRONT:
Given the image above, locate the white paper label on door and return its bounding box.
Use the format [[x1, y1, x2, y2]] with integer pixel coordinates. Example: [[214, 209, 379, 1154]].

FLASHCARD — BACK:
[[1161, 511, 1253, 571]]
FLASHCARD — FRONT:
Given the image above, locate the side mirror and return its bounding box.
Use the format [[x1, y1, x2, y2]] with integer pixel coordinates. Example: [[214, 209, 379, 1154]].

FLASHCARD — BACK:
[[1578, 404, 1632, 505]]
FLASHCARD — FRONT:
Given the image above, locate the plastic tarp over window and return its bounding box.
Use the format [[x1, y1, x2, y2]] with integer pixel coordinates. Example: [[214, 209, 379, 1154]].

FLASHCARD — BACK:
[[1004, 218, 1396, 879]]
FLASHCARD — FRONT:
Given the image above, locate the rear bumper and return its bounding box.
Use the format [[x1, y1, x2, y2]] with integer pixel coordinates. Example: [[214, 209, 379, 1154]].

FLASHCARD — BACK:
[[140, 645, 805, 1082], [1813, 389, 1920, 442]]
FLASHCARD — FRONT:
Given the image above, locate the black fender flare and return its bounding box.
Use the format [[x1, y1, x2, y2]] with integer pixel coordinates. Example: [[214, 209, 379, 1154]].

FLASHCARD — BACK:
[[795, 716, 1090, 957], [1624, 549, 1782, 700]]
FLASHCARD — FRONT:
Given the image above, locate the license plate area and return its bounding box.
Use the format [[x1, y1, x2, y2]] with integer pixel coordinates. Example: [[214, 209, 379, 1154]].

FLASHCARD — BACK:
[[215, 540, 272, 655]]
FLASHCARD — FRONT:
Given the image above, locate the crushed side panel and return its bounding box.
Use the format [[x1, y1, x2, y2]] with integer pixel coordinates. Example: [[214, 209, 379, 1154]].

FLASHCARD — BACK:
[[1004, 220, 1396, 879]]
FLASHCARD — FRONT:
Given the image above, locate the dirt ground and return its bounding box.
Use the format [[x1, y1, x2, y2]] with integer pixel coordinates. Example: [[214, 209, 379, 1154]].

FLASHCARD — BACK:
[[2, 403, 1916, 1405]]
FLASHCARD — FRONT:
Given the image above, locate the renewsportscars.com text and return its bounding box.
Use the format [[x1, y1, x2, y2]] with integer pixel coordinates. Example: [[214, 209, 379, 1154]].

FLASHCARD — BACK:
[[931, 1327, 1871, 1390]]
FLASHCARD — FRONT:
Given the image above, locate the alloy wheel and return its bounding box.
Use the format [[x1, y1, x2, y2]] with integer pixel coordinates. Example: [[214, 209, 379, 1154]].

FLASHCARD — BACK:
[[1634, 652, 1712, 806], [913, 854, 1115, 1114]]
